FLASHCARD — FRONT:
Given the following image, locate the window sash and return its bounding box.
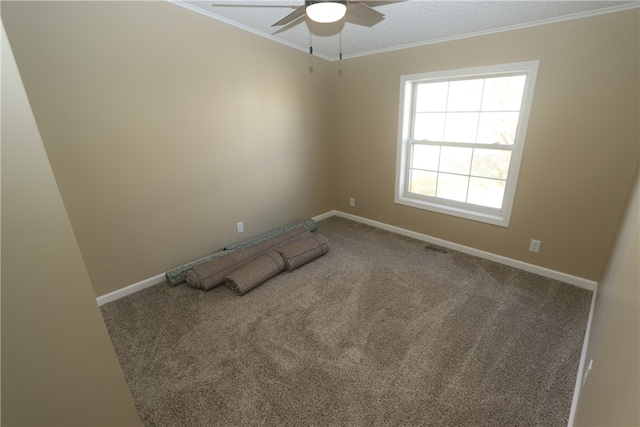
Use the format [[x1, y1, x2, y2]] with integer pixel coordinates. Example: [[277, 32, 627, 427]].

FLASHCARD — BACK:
[[409, 73, 527, 145], [404, 140, 513, 212]]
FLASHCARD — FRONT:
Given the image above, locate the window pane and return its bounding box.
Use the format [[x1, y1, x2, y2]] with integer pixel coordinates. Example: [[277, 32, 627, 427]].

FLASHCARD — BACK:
[[412, 144, 440, 171], [440, 146, 472, 174], [481, 75, 526, 111], [416, 82, 448, 112], [443, 112, 479, 143], [471, 149, 512, 179], [409, 170, 437, 196], [436, 173, 468, 202], [467, 177, 506, 208], [414, 113, 445, 141], [447, 79, 483, 111], [476, 112, 520, 145]]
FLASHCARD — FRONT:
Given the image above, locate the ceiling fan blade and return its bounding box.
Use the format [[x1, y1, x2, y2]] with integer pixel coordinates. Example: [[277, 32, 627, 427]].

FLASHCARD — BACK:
[[272, 5, 306, 27], [345, 2, 385, 27], [359, 1, 404, 7], [210, 4, 297, 8], [272, 14, 307, 34]]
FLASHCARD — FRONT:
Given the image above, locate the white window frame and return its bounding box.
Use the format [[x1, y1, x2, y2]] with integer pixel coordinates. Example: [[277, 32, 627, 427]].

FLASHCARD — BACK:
[[394, 61, 539, 227]]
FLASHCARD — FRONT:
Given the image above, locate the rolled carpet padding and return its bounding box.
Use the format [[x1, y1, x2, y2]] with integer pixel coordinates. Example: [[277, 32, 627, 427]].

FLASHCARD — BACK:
[[165, 219, 317, 286], [277, 234, 330, 271], [224, 219, 318, 251], [186, 227, 311, 290], [225, 252, 286, 296]]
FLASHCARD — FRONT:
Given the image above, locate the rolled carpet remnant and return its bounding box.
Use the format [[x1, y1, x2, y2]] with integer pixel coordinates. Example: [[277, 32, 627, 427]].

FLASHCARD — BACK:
[[164, 219, 317, 286], [225, 252, 286, 296], [186, 227, 311, 290], [224, 219, 317, 251], [277, 234, 330, 271]]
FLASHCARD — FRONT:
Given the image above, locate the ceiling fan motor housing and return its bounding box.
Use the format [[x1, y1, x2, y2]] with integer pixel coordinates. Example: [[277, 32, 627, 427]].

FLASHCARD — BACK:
[[305, 0, 348, 24], [269, 0, 381, 28]]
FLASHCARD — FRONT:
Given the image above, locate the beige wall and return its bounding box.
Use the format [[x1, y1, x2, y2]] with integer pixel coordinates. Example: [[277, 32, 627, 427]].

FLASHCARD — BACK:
[[2, 1, 333, 296], [2, 3, 638, 291], [573, 164, 639, 426], [1, 3, 638, 425], [1, 22, 141, 426], [329, 9, 639, 281]]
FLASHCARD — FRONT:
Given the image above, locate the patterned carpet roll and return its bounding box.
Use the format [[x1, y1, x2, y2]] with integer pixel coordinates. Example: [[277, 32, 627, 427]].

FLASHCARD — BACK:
[[225, 252, 286, 296], [186, 227, 311, 290], [277, 234, 330, 271]]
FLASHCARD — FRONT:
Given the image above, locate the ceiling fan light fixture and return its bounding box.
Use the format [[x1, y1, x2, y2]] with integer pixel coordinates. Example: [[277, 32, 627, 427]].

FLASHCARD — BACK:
[[306, 1, 347, 24]]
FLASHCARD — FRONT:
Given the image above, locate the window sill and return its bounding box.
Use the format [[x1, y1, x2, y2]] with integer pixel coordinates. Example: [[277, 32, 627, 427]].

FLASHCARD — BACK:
[[394, 194, 510, 227]]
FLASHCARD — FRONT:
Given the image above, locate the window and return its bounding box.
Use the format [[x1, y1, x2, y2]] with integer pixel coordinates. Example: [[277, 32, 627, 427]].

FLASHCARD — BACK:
[[395, 61, 538, 227]]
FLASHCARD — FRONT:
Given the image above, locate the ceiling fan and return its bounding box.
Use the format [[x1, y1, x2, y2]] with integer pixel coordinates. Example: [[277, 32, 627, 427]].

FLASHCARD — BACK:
[[273, 1, 386, 27], [211, 1, 389, 29]]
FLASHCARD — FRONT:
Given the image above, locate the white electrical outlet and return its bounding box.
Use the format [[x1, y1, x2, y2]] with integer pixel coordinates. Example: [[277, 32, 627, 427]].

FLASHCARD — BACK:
[[582, 359, 593, 387], [349, 197, 356, 207], [236, 222, 244, 233], [529, 239, 541, 253]]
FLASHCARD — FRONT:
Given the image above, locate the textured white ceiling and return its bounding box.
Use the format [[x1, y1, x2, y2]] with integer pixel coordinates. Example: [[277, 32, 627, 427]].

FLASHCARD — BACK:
[[171, 0, 639, 60]]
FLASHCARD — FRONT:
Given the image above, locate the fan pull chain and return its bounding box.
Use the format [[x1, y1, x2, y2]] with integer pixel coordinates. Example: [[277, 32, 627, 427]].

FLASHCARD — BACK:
[[338, 22, 343, 76], [339, 22, 342, 60], [309, 24, 314, 74]]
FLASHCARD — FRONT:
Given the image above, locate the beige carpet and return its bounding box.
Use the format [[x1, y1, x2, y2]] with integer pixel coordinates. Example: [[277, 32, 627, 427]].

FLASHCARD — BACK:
[[101, 216, 592, 427]]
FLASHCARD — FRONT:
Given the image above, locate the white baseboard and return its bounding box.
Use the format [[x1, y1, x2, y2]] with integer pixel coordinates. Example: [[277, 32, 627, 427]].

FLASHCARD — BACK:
[[567, 287, 598, 426], [316, 210, 597, 291], [98, 210, 596, 306], [96, 273, 166, 307], [312, 210, 338, 222]]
